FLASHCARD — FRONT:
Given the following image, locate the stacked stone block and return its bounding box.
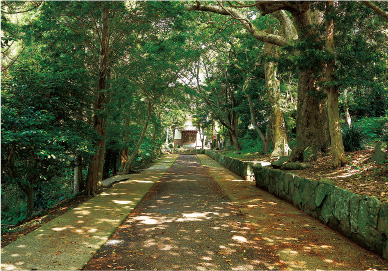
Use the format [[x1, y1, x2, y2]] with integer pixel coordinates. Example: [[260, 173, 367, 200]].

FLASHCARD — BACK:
[[202, 150, 388, 261]]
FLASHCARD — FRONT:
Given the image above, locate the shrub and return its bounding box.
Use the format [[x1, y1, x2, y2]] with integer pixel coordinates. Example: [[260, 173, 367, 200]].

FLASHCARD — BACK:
[[383, 122, 388, 141], [354, 116, 388, 142], [240, 134, 265, 154], [342, 126, 364, 152]]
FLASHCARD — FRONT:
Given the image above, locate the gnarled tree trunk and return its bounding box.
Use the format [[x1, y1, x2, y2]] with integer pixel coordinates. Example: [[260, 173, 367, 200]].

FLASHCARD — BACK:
[[325, 0, 346, 168], [289, 7, 331, 162], [264, 41, 290, 157], [289, 69, 330, 161]]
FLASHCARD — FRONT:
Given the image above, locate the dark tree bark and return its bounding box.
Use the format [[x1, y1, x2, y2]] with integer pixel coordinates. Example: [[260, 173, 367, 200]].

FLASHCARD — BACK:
[[85, 8, 110, 195], [288, 6, 331, 162], [103, 148, 118, 179], [73, 155, 84, 194]]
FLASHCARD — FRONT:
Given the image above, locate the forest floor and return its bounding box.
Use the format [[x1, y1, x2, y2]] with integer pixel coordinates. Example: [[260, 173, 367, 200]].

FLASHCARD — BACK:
[[2, 149, 387, 249], [227, 148, 388, 203]]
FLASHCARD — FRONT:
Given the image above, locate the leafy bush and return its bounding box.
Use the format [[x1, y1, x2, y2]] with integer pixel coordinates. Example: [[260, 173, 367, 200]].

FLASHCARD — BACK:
[[383, 122, 388, 141], [240, 133, 265, 154], [342, 126, 364, 152], [354, 116, 388, 142]]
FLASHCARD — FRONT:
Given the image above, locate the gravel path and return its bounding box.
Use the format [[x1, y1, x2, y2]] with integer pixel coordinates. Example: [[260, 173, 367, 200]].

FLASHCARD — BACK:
[[84, 155, 283, 270]]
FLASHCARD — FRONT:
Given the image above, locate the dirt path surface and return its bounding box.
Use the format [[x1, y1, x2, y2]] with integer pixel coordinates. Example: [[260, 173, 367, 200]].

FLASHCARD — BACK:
[[84, 155, 388, 270]]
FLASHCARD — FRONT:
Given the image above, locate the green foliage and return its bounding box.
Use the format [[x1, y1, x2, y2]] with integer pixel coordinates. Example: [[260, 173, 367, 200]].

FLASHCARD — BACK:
[[1, 46, 96, 223], [3, 1, 388, 226], [1, 184, 27, 226], [335, 2, 388, 119], [342, 126, 364, 152], [349, 88, 387, 118], [239, 131, 265, 154], [353, 116, 388, 143]]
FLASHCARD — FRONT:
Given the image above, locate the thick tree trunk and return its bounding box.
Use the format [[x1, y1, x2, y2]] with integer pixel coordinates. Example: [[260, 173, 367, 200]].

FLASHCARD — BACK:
[[325, 1, 346, 168], [289, 7, 331, 162], [289, 69, 330, 161], [97, 118, 107, 184], [73, 155, 83, 194], [120, 118, 130, 169], [327, 88, 346, 167], [122, 101, 153, 174], [85, 8, 109, 196], [86, 114, 107, 195], [103, 148, 118, 179], [20, 173, 37, 218], [230, 130, 241, 151], [264, 42, 290, 157]]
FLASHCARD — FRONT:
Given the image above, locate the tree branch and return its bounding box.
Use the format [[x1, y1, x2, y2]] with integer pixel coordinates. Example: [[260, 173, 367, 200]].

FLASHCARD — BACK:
[[254, 1, 298, 15], [187, 2, 288, 47], [2, 1, 42, 14], [272, 10, 298, 41], [362, 1, 388, 19], [1, 45, 25, 72], [226, 1, 258, 9]]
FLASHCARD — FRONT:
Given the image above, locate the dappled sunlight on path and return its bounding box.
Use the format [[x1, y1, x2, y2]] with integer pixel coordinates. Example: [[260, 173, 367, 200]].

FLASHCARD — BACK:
[[1, 155, 178, 271], [197, 154, 388, 270], [85, 155, 283, 270]]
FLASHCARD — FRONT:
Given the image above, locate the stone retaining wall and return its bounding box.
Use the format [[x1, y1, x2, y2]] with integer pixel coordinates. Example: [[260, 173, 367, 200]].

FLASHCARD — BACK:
[[203, 150, 388, 261], [204, 150, 254, 181]]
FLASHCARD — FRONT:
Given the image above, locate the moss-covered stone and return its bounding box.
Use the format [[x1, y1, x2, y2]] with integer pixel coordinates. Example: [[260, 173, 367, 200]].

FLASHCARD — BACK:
[[332, 188, 354, 237], [349, 193, 361, 234], [271, 156, 289, 168], [320, 178, 336, 185], [371, 141, 388, 163], [204, 151, 388, 261], [301, 179, 319, 216], [267, 169, 279, 195], [378, 202, 388, 235], [358, 196, 383, 251], [290, 176, 306, 209], [320, 193, 334, 224], [280, 162, 311, 170], [315, 181, 335, 208]]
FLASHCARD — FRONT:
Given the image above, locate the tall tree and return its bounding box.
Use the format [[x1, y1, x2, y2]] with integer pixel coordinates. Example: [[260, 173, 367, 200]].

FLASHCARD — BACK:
[[324, 1, 346, 167], [37, 1, 154, 194], [187, 1, 335, 163], [1, 48, 95, 218]]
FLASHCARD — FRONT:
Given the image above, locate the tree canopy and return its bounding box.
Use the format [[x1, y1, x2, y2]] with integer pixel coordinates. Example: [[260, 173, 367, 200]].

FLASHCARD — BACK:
[[1, 1, 387, 225]]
